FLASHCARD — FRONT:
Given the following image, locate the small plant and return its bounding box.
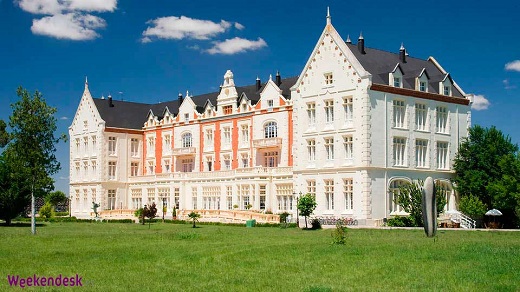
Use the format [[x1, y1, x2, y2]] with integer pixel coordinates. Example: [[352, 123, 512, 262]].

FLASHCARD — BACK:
[[188, 211, 201, 228], [265, 209, 273, 214], [297, 193, 317, 229], [134, 208, 143, 222], [142, 203, 158, 228], [279, 212, 290, 224], [233, 204, 239, 209], [245, 204, 252, 210], [172, 206, 177, 219], [311, 218, 322, 230], [386, 216, 414, 227], [332, 222, 347, 245], [39, 202, 55, 219]]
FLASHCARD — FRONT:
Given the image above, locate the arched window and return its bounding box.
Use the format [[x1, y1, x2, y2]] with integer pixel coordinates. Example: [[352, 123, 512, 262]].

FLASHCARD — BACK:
[[389, 179, 410, 214], [264, 121, 277, 138], [182, 133, 192, 148]]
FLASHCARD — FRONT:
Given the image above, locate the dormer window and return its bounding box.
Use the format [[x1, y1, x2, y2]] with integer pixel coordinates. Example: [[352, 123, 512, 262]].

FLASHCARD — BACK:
[[223, 105, 232, 115], [184, 113, 189, 122], [394, 77, 401, 88], [242, 104, 247, 112], [443, 85, 451, 96], [267, 100, 274, 109], [324, 73, 333, 85], [420, 81, 427, 92]]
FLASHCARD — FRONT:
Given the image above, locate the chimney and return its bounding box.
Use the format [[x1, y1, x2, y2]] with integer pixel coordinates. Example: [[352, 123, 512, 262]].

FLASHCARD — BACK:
[[108, 94, 114, 107], [178, 93, 183, 106], [275, 71, 281, 86], [256, 76, 261, 91], [357, 32, 365, 54], [399, 43, 406, 63]]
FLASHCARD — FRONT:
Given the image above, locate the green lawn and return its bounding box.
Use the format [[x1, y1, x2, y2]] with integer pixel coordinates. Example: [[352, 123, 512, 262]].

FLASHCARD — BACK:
[[1, 223, 519, 291]]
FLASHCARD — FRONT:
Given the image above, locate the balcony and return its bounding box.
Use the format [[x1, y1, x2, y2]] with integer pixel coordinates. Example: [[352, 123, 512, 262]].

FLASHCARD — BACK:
[[172, 147, 196, 156], [253, 137, 282, 148]]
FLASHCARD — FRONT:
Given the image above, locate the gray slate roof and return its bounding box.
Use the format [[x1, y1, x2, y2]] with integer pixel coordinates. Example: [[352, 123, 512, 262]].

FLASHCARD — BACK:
[[346, 43, 464, 97], [93, 76, 298, 130]]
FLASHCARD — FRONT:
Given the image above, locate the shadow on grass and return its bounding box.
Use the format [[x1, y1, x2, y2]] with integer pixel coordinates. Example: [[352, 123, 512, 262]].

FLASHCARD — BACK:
[[0, 222, 46, 227]]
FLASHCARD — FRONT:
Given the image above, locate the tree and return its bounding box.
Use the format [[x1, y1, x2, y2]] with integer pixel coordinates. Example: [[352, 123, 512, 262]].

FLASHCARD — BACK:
[[0, 87, 63, 232], [45, 190, 67, 207], [297, 193, 317, 229], [392, 180, 447, 227], [0, 152, 31, 225], [0, 120, 8, 147], [454, 125, 520, 227], [188, 211, 201, 228], [142, 203, 158, 227]]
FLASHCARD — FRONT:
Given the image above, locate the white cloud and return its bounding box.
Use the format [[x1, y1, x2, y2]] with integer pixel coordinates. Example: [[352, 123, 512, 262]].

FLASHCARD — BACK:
[[234, 22, 245, 30], [59, 176, 69, 180], [207, 37, 267, 55], [16, 0, 117, 14], [16, 0, 116, 40], [31, 13, 106, 40], [186, 44, 201, 51], [503, 79, 516, 90], [141, 16, 234, 42], [59, 116, 69, 120], [505, 60, 520, 72], [471, 94, 490, 111]]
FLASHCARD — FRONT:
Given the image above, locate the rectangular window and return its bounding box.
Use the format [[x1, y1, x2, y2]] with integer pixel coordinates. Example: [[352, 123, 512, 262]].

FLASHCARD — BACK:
[[184, 113, 190, 122], [393, 137, 406, 166], [416, 139, 428, 168], [147, 188, 155, 206], [147, 136, 155, 157], [164, 134, 171, 150], [344, 179, 353, 211], [223, 155, 231, 170], [415, 103, 427, 131], [108, 161, 116, 179], [108, 190, 116, 210], [343, 97, 353, 124], [192, 187, 198, 209], [307, 102, 316, 125], [223, 105, 232, 115], [130, 162, 138, 176], [147, 161, 154, 174], [206, 156, 213, 171], [241, 125, 249, 143], [324, 73, 333, 85], [325, 179, 334, 210], [83, 161, 89, 176], [325, 137, 334, 160], [131, 189, 142, 209], [325, 100, 334, 123], [83, 137, 88, 152], [182, 159, 193, 172], [394, 76, 401, 87], [108, 137, 116, 155], [241, 153, 249, 168], [437, 142, 449, 169], [131, 138, 139, 157], [163, 159, 170, 173], [267, 100, 274, 109], [75, 138, 80, 153], [393, 100, 405, 128], [307, 139, 316, 161], [420, 81, 427, 92], [343, 136, 353, 159], [307, 180, 316, 197], [75, 162, 80, 177], [264, 151, 278, 167], [223, 127, 231, 145], [259, 185, 266, 210], [174, 188, 180, 209], [436, 106, 448, 133], [91, 160, 97, 173], [206, 129, 213, 144], [443, 85, 451, 96], [226, 186, 233, 210]]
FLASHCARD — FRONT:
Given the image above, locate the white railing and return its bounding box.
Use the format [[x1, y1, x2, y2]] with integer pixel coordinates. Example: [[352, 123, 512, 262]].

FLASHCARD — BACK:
[[253, 137, 282, 148], [172, 147, 196, 156], [449, 212, 476, 229]]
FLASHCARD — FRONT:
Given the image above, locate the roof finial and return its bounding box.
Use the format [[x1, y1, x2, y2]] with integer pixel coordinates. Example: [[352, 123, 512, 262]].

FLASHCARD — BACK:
[[359, 31, 364, 40], [326, 6, 331, 25], [84, 76, 88, 90], [269, 74, 272, 81], [400, 42, 405, 51], [186, 90, 189, 98], [346, 34, 352, 44]]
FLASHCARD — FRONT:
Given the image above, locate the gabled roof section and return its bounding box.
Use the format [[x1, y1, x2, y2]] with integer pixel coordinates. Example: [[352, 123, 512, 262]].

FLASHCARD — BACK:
[[91, 76, 297, 130], [391, 63, 404, 74], [346, 43, 464, 97], [418, 68, 430, 79]]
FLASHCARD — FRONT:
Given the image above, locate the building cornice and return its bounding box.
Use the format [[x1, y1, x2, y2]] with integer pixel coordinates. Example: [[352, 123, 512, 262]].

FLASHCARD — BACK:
[[105, 127, 144, 135], [370, 84, 470, 106]]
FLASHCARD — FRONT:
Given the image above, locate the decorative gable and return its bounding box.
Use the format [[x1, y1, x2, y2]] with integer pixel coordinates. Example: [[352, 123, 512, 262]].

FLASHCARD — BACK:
[[389, 63, 404, 88]]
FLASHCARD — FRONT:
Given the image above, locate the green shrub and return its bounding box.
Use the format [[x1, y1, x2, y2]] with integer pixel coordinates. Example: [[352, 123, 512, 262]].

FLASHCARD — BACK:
[[54, 211, 69, 217], [459, 195, 487, 219], [311, 218, 322, 230], [386, 216, 414, 227], [279, 212, 290, 223], [39, 202, 55, 219], [332, 222, 347, 245]]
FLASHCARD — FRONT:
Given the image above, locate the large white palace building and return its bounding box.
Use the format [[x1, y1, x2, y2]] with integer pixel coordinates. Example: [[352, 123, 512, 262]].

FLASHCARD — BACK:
[[69, 11, 472, 225]]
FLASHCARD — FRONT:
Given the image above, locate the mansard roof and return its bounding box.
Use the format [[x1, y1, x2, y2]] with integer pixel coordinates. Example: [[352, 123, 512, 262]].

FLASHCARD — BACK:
[[345, 43, 464, 97], [93, 76, 298, 130]]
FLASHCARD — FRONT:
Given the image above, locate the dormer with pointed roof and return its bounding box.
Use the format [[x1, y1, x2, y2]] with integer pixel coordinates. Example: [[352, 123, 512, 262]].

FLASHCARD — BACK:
[[216, 70, 239, 114]]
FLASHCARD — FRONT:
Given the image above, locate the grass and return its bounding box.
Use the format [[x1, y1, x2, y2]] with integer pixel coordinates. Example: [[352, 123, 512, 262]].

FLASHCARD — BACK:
[[1, 222, 519, 291]]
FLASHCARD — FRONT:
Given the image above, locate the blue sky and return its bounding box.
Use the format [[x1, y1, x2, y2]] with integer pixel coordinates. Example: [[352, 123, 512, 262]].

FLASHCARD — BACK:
[[1, 0, 519, 195]]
